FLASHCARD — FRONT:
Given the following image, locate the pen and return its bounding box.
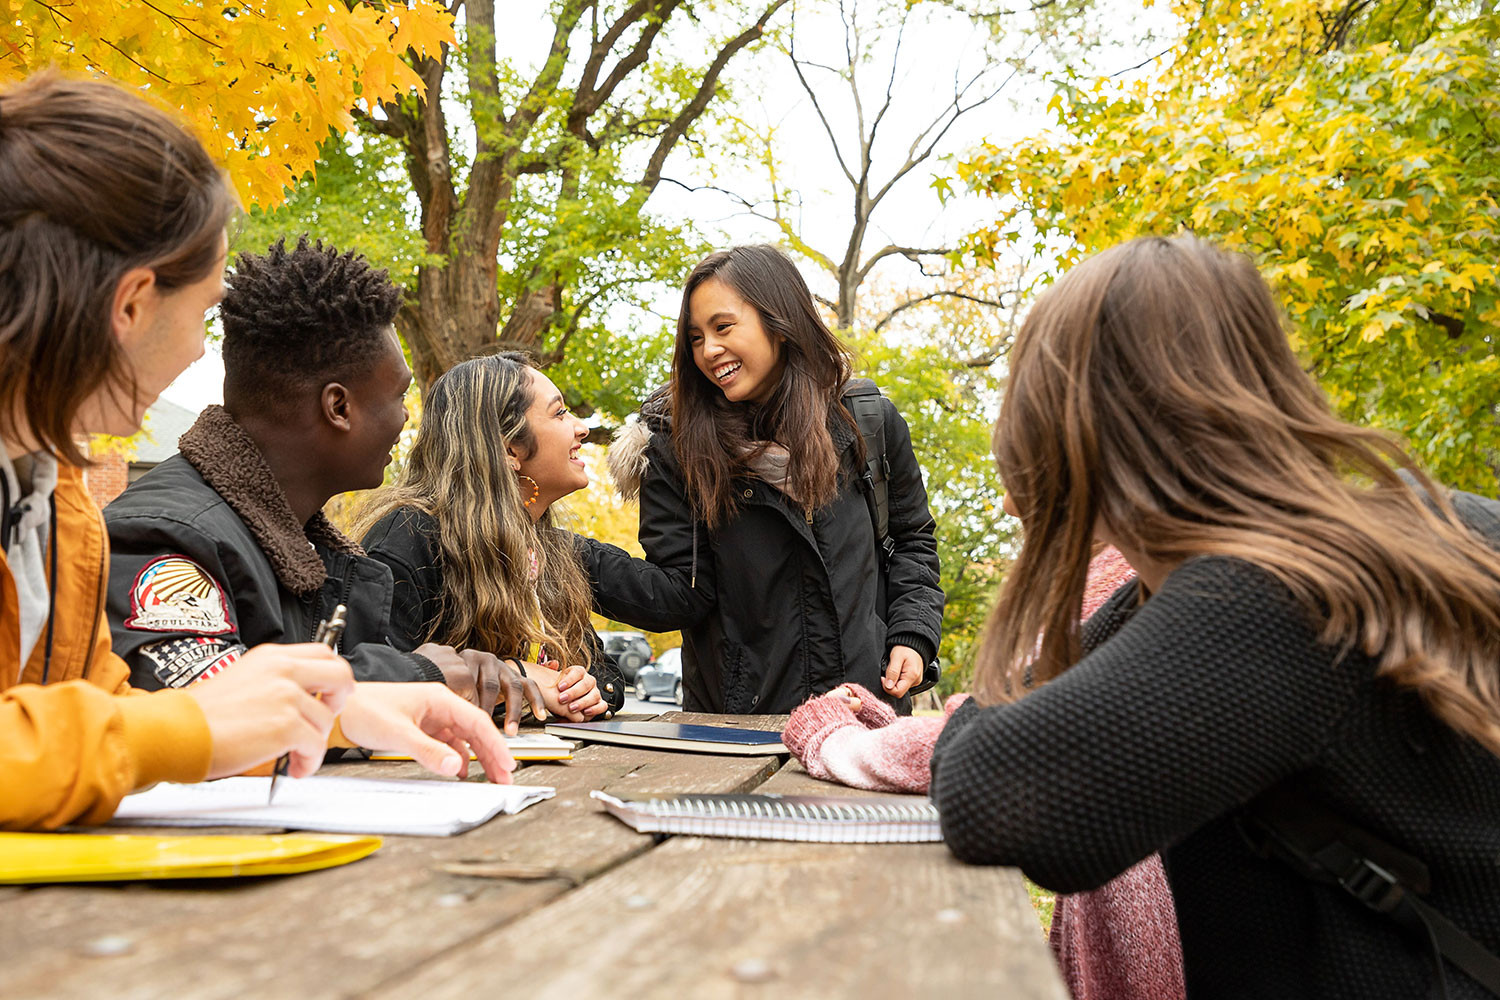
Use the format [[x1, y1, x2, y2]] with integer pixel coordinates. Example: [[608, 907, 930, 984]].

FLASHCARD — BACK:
[[268, 604, 347, 805]]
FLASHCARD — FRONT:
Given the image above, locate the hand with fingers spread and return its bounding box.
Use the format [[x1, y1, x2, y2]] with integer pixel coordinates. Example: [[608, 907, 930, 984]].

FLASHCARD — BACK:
[[336, 683, 516, 783], [415, 644, 545, 732], [187, 643, 355, 780], [881, 644, 925, 698], [490, 656, 547, 735]]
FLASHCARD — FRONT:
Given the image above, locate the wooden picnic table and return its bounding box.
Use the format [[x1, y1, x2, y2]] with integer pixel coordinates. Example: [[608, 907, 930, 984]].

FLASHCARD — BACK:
[[0, 712, 1066, 1000]]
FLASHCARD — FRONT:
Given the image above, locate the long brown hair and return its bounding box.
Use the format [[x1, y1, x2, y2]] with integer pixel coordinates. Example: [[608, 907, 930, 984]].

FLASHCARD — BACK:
[[976, 235, 1500, 756], [0, 73, 233, 464], [352, 354, 597, 668], [670, 245, 858, 528]]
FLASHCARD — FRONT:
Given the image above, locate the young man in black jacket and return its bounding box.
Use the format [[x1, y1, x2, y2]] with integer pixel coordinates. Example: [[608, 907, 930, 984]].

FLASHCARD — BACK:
[[104, 238, 544, 729]]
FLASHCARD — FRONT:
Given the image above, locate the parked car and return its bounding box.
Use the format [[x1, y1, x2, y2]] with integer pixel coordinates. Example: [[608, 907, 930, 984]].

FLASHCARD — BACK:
[[635, 646, 682, 705], [598, 630, 654, 682]]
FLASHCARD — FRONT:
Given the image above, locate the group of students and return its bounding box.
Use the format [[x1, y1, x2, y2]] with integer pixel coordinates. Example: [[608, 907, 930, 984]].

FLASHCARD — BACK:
[[1, 70, 1497, 999]]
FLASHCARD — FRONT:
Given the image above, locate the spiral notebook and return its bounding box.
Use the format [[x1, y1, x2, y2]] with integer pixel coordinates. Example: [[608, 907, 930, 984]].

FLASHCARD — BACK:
[[591, 791, 941, 843]]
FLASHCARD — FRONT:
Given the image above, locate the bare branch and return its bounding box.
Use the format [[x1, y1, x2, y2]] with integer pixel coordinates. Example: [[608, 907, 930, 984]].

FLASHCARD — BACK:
[[638, 0, 791, 192], [352, 104, 405, 139], [787, 9, 857, 188], [864, 10, 909, 163], [577, 0, 655, 95], [855, 244, 952, 286], [865, 43, 1038, 214], [872, 289, 1010, 334], [573, 0, 682, 126]]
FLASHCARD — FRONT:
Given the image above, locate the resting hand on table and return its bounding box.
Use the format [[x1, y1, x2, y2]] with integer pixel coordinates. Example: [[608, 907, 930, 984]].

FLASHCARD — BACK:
[[415, 643, 546, 735], [189, 643, 353, 780], [336, 682, 516, 783], [529, 660, 607, 722]]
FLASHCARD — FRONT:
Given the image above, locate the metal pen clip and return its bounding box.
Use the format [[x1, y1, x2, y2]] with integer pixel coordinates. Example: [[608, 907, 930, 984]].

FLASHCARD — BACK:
[[267, 604, 347, 805]]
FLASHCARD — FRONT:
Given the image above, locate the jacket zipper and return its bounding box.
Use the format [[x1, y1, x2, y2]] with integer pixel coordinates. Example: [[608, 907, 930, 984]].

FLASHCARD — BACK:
[[77, 504, 107, 679], [310, 561, 356, 652]]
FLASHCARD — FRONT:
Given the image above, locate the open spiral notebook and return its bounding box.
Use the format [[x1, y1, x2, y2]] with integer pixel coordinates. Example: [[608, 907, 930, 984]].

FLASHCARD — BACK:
[[591, 791, 941, 843]]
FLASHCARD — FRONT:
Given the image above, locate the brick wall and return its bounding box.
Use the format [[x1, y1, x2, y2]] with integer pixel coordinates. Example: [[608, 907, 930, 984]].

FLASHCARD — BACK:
[[85, 450, 129, 509]]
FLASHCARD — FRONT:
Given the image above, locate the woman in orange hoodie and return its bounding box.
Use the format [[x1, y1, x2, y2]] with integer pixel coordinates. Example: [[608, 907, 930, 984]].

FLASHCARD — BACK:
[[0, 73, 515, 830]]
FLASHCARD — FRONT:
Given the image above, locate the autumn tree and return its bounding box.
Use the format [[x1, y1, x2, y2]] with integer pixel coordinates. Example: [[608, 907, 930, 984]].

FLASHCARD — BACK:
[[265, 0, 784, 390], [961, 0, 1500, 490], [1, 0, 454, 204]]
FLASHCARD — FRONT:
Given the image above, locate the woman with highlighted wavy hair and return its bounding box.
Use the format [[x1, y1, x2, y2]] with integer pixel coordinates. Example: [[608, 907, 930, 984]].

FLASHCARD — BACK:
[[356, 353, 624, 720], [931, 235, 1500, 999]]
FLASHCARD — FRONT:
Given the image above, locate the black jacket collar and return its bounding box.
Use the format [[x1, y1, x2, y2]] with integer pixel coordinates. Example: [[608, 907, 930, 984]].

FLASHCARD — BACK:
[[176, 405, 359, 595]]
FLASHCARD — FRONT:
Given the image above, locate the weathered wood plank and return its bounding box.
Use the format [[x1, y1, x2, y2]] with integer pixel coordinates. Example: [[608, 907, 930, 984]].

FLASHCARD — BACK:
[[0, 722, 786, 1000], [363, 760, 1067, 1000]]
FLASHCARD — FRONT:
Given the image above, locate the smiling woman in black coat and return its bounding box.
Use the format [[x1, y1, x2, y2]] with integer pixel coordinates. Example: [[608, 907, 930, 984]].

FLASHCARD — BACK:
[[581, 245, 944, 715]]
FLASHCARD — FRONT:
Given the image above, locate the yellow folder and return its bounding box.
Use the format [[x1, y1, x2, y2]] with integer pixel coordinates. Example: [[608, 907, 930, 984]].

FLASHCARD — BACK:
[[0, 832, 381, 883]]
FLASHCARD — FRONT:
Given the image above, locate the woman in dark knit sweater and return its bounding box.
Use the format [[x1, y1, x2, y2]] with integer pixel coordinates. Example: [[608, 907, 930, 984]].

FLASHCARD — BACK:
[[931, 235, 1500, 999]]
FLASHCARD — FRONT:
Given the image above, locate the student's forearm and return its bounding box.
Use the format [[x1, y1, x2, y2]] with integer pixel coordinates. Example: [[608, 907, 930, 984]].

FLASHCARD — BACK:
[[582, 539, 715, 631], [0, 682, 210, 830], [344, 645, 447, 684]]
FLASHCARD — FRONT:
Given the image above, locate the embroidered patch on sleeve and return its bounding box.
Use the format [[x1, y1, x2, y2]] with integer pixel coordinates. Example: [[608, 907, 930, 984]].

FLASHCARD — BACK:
[[124, 556, 235, 635], [139, 636, 246, 688]]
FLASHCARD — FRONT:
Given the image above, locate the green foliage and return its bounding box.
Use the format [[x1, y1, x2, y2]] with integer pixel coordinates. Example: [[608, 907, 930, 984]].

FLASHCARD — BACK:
[[1027, 879, 1057, 935], [845, 326, 1013, 690], [962, 0, 1500, 491]]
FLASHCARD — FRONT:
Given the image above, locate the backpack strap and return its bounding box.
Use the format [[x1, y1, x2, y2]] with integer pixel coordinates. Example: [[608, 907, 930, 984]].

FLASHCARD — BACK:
[[1239, 786, 1500, 999], [840, 379, 942, 697], [842, 379, 895, 566]]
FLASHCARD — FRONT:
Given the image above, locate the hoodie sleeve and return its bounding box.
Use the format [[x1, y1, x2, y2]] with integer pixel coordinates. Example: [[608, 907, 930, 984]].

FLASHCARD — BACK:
[[0, 677, 211, 830]]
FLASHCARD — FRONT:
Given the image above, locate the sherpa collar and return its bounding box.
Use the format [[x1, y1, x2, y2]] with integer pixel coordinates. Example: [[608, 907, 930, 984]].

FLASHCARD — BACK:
[[176, 405, 361, 595]]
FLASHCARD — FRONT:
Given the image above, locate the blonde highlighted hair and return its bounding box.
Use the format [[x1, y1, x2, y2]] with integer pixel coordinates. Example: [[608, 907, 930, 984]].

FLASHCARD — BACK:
[[977, 235, 1500, 756], [352, 354, 596, 667]]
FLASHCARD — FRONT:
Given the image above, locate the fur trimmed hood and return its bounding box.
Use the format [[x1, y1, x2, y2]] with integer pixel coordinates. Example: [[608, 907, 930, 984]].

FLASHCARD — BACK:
[[176, 405, 360, 595], [606, 419, 653, 503], [606, 388, 671, 503]]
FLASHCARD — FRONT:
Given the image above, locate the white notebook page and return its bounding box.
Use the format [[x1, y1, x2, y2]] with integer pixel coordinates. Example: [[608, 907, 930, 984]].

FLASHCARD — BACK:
[[111, 776, 554, 837]]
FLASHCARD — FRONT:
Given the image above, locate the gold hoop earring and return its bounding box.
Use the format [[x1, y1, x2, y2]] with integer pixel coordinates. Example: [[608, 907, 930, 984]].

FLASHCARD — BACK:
[[518, 474, 541, 508]]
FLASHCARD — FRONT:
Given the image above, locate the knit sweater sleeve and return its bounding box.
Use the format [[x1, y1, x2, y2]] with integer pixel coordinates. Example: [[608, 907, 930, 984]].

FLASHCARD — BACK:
[[930, 556, 1362, 894], [783, 683, 966, 793]]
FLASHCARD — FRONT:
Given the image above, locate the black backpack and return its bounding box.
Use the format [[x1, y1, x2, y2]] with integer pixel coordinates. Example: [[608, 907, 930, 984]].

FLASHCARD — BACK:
[[842, 379, 941, 696], [843, 379, 896, 565]]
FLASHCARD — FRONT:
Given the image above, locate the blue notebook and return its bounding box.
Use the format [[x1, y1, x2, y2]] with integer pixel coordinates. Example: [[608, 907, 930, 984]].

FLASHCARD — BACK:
[[543, 721, 788, 756]]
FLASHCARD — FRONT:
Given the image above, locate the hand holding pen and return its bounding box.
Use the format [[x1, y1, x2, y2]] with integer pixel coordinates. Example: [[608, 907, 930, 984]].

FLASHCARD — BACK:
[[267, 605, 347, 804]]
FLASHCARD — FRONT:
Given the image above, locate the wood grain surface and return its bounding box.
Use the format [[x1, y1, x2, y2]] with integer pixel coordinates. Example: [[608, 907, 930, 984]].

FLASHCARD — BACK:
[[1, 712, 1064, 1000]]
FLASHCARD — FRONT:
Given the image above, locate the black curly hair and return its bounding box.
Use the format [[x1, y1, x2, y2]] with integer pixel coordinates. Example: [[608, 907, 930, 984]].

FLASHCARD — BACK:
[[221, 236, 402, 408]]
